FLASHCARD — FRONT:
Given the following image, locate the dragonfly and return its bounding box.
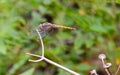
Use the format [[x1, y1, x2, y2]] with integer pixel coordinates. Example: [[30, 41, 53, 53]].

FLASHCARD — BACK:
[[30, 22, 76, 39]]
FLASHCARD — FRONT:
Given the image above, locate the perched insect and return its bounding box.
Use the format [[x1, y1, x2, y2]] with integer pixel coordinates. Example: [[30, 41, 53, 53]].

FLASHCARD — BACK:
[[35, 22, 76, 38]]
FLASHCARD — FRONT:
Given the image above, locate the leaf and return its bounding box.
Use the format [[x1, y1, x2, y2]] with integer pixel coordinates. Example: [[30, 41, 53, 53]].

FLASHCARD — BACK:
[[77, 64, 91, 71], [84, 33, 95, 48], [74, 31, 85, 50], [8, 55, 29, 75], [58, 69, 70, 75], [43, 0, 51, 5], [54, 47, 61, 55], [90, 25, 106, 33], [0, 40, 7, 54], [20, 68, 35, 75]]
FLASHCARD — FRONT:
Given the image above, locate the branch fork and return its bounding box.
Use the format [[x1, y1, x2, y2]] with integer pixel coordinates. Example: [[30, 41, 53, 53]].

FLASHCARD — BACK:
[[26, 29, 80, 75]]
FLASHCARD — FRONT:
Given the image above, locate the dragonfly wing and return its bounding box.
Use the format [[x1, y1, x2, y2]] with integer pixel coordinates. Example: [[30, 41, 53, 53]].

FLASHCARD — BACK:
[[28, 29, 39, 39], [38, 30, 48, 38]]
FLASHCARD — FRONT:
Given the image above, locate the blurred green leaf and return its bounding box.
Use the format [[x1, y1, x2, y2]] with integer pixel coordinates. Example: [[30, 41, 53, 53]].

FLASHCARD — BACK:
[[0, 40, 6, 54], [77, 64, 91, 71], [90, 25, 106, 33], [58, 69, 70, 75], [20, 68, 35, 75], [8, 55, 29, 75]]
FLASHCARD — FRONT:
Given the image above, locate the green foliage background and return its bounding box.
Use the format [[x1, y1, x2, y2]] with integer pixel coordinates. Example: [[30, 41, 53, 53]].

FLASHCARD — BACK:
[[0, 0, 120, 75]]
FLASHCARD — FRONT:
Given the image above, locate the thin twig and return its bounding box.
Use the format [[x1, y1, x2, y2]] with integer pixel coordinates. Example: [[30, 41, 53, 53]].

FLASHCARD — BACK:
[[26, 53, 44, 62], [26, 28, 80, 75], [26, 53, 80, 75], [115, 65, 120, 75], [36, 29, 44, 57]]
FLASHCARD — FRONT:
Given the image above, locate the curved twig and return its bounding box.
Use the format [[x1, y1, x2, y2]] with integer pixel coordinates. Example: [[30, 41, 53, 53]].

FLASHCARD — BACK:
[[26, 28, 80, 75]]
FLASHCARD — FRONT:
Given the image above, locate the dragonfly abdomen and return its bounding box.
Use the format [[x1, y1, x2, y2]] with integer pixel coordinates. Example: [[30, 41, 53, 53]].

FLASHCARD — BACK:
[[52, 24, 76, 30]]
